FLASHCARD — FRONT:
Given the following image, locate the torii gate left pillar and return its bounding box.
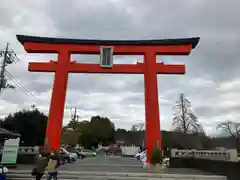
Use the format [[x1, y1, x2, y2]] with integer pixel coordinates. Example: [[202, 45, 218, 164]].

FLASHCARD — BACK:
[[17, 35, 199, 163]]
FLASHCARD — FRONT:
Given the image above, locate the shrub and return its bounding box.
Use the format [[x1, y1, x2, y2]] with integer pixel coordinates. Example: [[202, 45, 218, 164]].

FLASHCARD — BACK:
[[150, 146, 163, 165]]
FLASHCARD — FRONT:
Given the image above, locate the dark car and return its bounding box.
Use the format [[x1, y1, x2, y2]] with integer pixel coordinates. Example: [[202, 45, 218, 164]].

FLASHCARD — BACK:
[[107, 145, 122, 156], [76, 150, 87, 159]]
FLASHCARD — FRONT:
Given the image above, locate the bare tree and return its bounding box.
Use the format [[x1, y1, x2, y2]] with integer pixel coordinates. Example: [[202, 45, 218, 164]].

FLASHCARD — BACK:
[[217, 120, 240, 153], [172, 93, 204, 134], [131, 123, 145, 131]]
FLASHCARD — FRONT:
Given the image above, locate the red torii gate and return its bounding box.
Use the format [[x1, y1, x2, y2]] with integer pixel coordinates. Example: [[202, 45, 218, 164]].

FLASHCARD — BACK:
[[17, 35, 199, 163]]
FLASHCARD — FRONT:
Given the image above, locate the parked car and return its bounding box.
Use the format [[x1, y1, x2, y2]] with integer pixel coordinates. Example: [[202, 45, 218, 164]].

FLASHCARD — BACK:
[[76, 150, 87, 159], [163, 157, 170, 167], [80, 149, 97, 157], [135, 152, 141, 159], [65, 147, 80, 159], [107, 145, 122, 156], [60, 148, 77, 163], [96, 147, 108, 156], [139, 151, 146, 160]]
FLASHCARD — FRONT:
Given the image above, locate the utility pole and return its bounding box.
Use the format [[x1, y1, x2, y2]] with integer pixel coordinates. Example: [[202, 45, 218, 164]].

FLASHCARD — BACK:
[[31, 104, 36, 110], [71, 108, 80, 122], [0, 43, 17, 94], [65, 106, 81, 130], [0, 43, 9, 94], [64, 107, 81, 131]]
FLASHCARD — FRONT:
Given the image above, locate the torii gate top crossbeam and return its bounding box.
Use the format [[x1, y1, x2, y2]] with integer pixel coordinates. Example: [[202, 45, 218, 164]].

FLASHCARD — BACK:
[[17, 35, 199, 55]]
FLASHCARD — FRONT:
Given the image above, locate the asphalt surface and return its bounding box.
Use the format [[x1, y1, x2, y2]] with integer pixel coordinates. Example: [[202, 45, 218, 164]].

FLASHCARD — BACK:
[[59, 156, 144, 173], [58, 156, 213, 175], [13, 156, 213, 175]]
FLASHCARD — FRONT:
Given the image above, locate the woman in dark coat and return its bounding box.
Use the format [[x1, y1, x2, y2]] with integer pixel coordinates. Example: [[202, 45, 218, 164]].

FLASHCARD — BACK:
[[32, 152, 48, 180]]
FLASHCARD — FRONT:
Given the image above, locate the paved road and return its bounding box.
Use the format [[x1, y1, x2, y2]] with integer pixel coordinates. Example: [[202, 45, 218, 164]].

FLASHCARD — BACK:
[[58, 156, 213, 175], [13, 156, 214, 175], [59, 156, 144, 173]]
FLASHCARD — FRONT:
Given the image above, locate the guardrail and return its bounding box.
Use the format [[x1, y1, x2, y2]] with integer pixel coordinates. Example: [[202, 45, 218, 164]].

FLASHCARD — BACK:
[[18, 146, 39, 155], [171, 149, 238, 162], [0, 146, 39, 155]]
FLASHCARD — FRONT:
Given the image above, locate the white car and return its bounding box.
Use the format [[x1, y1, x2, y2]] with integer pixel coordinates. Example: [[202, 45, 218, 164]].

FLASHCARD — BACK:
[[163, 157, 170, 167], [135, 150, 146, 160], [139, 151, 146, 160], [70, 152, 78, 160], [135, 152, 141, 159], [80, 149, 97, 157]]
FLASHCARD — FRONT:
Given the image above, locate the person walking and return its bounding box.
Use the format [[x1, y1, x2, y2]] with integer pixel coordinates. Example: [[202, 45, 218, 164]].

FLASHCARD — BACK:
[[45, 150, 60, 180], [32, 152, 48, 180]]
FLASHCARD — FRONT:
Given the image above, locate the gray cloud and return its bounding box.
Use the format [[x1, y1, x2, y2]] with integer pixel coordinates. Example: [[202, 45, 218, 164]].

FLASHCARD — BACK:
[[0, 0, 240, 135]]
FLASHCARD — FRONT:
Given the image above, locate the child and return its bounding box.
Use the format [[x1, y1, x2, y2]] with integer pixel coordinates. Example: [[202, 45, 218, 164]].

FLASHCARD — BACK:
[[45, 150, 60, 180]]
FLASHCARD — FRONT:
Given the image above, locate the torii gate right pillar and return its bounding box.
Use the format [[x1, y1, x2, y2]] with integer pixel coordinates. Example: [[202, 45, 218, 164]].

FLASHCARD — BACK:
[[143, 41, 200, 163], [144, 51, 161, 164]]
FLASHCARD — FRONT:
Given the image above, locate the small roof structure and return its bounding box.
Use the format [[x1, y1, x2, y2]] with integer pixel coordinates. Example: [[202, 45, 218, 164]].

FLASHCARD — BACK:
[[0, 128, 21, 139]]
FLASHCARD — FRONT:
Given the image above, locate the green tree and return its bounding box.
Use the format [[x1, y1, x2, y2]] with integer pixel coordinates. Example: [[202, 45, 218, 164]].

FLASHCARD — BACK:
[[89, 115, 115, 145], [61, 129, 79, 146], [63, 115, 116, 149], [87, 116, 115, 145], [2, 109, 47, 146]]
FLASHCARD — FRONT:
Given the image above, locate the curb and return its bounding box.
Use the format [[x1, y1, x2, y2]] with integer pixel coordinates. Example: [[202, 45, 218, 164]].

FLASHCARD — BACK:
[[7, 170, 226, 179]]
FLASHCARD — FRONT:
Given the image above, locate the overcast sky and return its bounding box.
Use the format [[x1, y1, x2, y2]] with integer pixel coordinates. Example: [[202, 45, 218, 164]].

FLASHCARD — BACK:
[[0, 0, 239, 136]]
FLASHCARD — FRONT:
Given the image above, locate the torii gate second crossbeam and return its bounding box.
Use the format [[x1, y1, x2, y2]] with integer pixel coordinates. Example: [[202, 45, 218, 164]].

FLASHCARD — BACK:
[[17, 34, 200, 163]]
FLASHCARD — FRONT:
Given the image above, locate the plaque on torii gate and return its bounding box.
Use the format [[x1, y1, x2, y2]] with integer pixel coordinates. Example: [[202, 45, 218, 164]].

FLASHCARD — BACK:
[[17, 34, 199, 163]]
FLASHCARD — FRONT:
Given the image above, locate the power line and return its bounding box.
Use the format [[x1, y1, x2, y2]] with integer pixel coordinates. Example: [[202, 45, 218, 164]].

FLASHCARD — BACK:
[[5, 70, 42, 104], [0, 43, 71, 110], [5, 70, 72, 109]]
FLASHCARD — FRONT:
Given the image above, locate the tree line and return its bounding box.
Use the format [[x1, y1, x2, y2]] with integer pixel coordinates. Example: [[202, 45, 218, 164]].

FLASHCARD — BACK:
[[0, 93, 239, 153]]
